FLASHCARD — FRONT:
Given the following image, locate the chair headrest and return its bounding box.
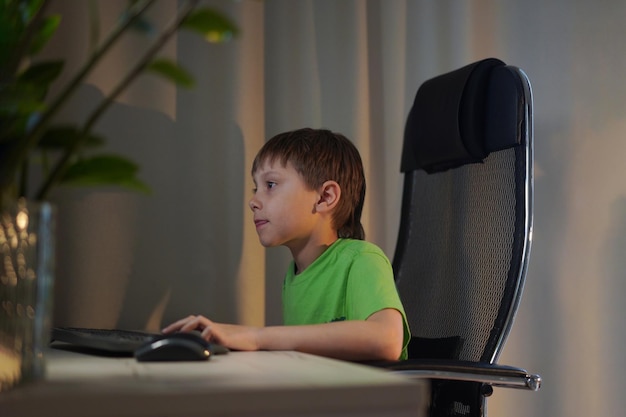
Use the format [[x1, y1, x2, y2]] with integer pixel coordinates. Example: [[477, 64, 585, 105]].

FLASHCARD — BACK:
[[401, 58, 524, 173]]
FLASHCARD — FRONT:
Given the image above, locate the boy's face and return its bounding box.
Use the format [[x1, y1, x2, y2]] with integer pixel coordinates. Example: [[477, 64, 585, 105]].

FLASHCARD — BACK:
[[250, 160, 320, 250]]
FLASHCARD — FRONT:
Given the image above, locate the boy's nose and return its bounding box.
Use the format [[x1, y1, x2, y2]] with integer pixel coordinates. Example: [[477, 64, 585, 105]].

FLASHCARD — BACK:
[[249, 197, 260, 211]]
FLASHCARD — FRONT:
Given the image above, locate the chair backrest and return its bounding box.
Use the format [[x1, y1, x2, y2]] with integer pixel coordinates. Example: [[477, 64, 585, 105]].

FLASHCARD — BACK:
[[394, 58, 533, 364]]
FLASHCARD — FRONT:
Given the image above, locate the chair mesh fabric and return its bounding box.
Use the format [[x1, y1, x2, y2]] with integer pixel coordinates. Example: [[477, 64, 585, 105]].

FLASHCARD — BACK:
[[394, 145, 527, 363]]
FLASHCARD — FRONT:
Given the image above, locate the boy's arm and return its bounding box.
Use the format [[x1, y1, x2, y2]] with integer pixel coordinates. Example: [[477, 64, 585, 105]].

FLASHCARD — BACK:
[[162, 308, 404, 361], [259, 308, 404, 361]]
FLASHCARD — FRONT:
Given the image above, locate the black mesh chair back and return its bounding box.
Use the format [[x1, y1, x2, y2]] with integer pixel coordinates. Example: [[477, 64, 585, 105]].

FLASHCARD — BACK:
[[389, 58, 537, 416]]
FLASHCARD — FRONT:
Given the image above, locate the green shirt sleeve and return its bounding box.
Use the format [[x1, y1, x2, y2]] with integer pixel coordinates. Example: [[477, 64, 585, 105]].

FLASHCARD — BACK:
[[345, 248, 411, 360]]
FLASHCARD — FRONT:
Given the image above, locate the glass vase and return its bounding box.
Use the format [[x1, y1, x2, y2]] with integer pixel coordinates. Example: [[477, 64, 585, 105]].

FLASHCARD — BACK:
[[0, 199, 55, 391]]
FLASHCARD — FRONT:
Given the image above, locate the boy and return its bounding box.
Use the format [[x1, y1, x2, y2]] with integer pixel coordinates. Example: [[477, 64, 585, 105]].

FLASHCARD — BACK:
[[163, 128, 410, 361]]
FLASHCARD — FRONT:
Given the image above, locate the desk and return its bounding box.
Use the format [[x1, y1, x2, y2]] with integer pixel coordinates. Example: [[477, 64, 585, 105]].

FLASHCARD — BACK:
[[1, 348, 429, 417]]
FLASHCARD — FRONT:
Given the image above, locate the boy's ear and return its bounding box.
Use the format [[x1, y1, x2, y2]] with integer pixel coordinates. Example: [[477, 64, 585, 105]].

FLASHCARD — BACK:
[[316, 180, 341, 212]]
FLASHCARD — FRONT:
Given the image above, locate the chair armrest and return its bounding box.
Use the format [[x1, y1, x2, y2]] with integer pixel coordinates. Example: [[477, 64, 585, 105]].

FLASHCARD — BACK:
[[362, 359, 541, 391]]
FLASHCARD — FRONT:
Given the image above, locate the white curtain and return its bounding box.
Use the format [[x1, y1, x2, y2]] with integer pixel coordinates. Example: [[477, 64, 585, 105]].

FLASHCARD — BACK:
[[46, 1, 626, 416]]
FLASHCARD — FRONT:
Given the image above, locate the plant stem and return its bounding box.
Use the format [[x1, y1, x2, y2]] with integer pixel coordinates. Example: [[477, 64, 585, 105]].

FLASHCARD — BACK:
[[36, 0, 200, 200], [4, 0, 157, 200]]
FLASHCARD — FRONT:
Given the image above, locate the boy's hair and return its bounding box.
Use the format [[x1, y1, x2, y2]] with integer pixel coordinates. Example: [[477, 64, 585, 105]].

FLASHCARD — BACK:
[[252, 128, 366, 240]]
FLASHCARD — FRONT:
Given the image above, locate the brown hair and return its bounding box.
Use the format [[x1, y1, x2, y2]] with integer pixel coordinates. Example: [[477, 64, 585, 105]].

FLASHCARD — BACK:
[[251, 128, 366, 240]]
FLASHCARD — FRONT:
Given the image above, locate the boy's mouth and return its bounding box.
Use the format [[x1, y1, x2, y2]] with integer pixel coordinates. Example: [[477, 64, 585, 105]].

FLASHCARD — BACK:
[[254, 219, 268, 229]]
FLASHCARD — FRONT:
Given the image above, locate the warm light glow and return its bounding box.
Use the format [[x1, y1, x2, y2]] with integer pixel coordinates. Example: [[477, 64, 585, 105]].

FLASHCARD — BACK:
[[0, 346, 21, 392], [206, 31, 233, 43], [16, 211, 28, 231], [3, 256, 17, 286], [25, 269, 36, 280], [16, 303, 24, 318]]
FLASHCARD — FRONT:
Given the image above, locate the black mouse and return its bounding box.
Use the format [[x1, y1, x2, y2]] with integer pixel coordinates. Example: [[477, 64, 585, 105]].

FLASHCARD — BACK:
[[134, 332, 212, 362]]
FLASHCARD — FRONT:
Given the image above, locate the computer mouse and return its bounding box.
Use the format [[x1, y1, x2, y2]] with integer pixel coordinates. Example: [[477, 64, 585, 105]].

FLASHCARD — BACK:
[[134, 332, 212, 362]]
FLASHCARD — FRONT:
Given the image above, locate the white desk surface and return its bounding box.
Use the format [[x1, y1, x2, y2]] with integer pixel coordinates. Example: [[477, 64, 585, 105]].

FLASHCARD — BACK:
[[1, 347, 429, 417]]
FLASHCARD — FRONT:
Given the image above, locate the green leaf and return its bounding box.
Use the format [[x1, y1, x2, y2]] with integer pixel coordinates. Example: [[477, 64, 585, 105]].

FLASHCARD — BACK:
[[0, 82, 46, 114], [146, 58, 194, 88], [61, 154, 151, 193], [29, 14, 61, 54], [181, 8, 239, 43], [19, 60, 64, 86], [0, 80, 46, 139], [37, 126, 105, 150], [7, 61, 64, 108]]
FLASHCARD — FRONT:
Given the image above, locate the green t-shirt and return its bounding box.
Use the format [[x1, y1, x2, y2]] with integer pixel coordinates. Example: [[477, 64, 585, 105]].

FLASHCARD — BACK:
[[282, 238, 410, 360]]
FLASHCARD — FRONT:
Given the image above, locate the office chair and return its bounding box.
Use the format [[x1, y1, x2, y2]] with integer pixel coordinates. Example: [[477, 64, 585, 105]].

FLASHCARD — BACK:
[[371, 58, 541, 417]]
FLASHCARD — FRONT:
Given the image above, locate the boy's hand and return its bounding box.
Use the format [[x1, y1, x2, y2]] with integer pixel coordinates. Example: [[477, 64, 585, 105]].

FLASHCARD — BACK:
[[163, 308, 404, 360], [162, 315, 262, 351]]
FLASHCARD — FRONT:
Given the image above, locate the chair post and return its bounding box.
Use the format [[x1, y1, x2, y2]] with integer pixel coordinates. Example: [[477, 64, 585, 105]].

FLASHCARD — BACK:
[[430, 381, 488, 417]]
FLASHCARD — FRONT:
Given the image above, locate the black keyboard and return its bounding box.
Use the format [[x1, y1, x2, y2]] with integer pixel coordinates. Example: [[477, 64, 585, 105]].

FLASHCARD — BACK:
[[51, 326, 230, 355], [51, 327, 160, 354]]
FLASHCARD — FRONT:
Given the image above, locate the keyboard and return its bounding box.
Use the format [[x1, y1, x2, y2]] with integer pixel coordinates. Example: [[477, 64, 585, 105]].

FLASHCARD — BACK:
[[51, 326, 230, 355], [51, 327, 159, 354]]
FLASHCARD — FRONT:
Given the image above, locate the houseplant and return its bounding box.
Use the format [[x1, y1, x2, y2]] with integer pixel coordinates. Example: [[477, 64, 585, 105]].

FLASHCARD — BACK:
[[0, 0, 238, 206], [0, 0, 238, 389]]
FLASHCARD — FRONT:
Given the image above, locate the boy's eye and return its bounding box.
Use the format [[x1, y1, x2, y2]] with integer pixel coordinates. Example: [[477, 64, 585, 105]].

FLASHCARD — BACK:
[[251, 182, 276, 193]]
